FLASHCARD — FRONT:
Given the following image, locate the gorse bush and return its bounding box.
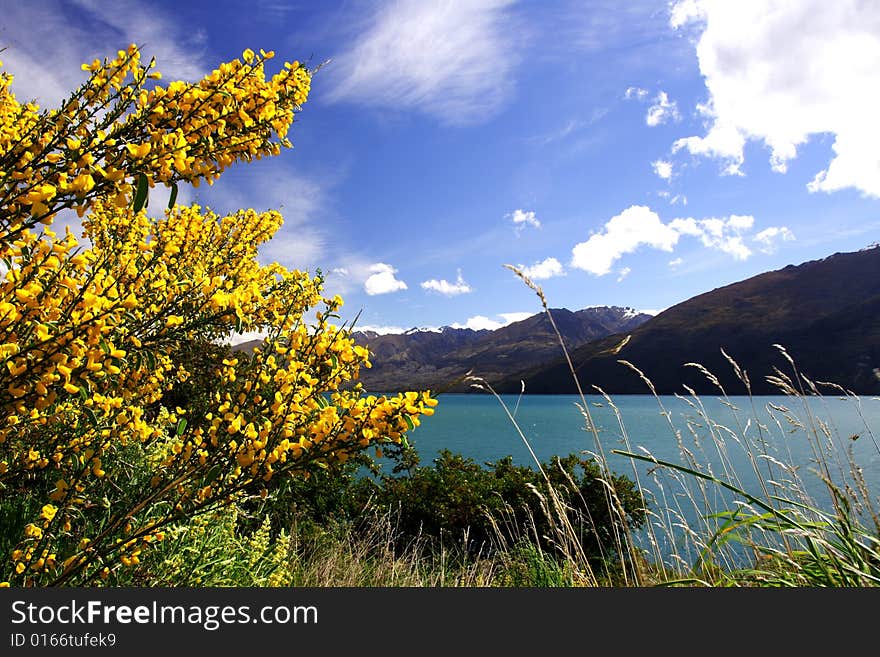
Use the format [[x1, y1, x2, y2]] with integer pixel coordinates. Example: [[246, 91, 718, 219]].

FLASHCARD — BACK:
[[0, 46, 436, 586]]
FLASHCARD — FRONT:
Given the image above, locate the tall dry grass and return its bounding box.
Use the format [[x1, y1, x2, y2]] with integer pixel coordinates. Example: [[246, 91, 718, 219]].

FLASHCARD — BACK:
[[495, 264, 880, 586]]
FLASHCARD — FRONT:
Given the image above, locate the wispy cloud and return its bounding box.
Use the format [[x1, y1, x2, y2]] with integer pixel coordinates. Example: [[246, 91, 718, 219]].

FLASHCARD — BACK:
[[200, 164, 329, 273], [625, 86, 681, 126], [2, 0, 208, 107], [671, 0, 880, 196], [625, 86, 649, 101], [420, 270, 472, 296], [616, 267, 631, 282], [645, 91, 681, 126], [754, 226, 796, 254], [325, 0, 519, 124]]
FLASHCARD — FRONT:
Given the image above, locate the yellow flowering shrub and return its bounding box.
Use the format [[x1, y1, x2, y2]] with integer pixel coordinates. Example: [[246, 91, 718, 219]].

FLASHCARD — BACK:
[[0, 46, 437, 585]]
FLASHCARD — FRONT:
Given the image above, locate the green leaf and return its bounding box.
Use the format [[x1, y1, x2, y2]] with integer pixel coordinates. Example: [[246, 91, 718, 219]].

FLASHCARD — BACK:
[[403, 414, 415, 432], [175, 418, 187, 436], [133, 173, 149, 213], [167, 182, 178, 210], [84, 407, 99, 428], [204, 464, 222, 485]]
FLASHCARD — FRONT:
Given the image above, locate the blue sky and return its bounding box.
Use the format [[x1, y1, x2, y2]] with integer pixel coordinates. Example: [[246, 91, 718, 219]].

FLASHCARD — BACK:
[[4, 0, 879, 334]]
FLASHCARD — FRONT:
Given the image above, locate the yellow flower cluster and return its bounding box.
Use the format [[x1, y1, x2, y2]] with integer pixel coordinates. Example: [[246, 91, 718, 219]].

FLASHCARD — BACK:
[[0, 44, 310, 239], [0, 48, 436, 586]]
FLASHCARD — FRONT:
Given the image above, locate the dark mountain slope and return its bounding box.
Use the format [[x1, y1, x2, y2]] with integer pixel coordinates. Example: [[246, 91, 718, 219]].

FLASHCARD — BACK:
[[496, 247, 880, 395]]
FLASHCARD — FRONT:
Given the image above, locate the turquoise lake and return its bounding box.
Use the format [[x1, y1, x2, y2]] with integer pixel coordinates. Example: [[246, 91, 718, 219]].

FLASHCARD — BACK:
[[398, 393, 880, 563]]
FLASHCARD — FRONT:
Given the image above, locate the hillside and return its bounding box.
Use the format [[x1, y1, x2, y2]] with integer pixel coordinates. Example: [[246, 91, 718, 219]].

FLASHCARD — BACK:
[[495, 247, 880, 395]]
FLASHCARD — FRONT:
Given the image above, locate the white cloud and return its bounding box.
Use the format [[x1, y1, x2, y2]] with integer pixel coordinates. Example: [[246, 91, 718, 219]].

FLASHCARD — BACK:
[[669, 214, 755, 260], [2, 0, 207, 108], [364, 263, 408, 296], [646, 91, 681, 126], [570, 207, 778, 275], [518, 257, 565, 280], [420, 270, 472, 296], [326, 0, 518, 124], [671, 0, 880, 196], [625, 86, 649, 100], [357, 311, 536, 334], [452, 316, 504, 331], [498, 312, 535, 325], [754, 226, 795, 253], [451, 312, 534, 331], [509, 209, 541, 232], [652, 159, 673, 180], [353, 324, 415, 335], [331, 267, 349, 276], [571, 205, 680, 276]]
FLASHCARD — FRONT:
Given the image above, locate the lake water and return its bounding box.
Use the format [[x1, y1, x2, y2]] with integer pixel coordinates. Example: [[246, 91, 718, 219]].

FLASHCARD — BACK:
[[400, 392, 880, 566]]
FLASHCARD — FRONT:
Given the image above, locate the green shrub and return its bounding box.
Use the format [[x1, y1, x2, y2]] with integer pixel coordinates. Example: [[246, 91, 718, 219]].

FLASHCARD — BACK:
[[351, 449, 646, 568]]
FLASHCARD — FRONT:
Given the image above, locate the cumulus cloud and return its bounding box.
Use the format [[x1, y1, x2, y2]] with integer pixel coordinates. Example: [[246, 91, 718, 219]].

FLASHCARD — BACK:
[[652, 159, 673, 180], [670, 0, 880, 195], [571, 205, 679, 276], [364, 263, 408, 296], [420, 270, 472, 296], [326, 0, 518, 124], [517, 257, 565, 280], [646, 91, 681, 126], [571, 206, 788, 275], [668, 214, 755, 260], [509, 209, 541, 232], [754, 226, 796, 253]]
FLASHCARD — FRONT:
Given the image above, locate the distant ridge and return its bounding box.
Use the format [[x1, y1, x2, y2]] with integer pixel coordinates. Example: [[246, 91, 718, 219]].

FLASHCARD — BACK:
[[347, 306, 652, 393]]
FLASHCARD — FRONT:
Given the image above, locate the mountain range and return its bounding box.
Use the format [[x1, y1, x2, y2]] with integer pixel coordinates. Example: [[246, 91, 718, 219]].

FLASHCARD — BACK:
[[349, 306, 652, 392]]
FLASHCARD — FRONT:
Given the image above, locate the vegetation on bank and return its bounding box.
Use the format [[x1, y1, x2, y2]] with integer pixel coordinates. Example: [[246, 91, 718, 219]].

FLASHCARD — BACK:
[[0, 46, 876, 588]]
